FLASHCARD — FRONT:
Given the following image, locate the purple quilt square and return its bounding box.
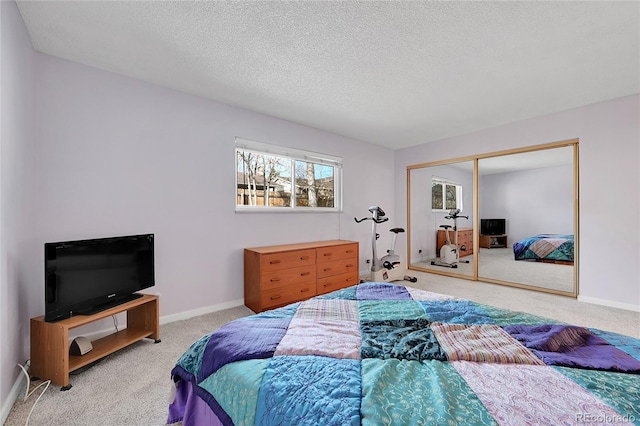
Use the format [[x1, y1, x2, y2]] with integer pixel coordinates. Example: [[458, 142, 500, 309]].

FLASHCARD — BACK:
[[356, 283, 411, 300]]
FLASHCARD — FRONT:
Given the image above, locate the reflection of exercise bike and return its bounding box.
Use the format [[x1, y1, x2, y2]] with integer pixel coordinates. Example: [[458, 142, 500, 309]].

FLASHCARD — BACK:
[[431, 208, 469, 269], [355, 206, 417, 283]]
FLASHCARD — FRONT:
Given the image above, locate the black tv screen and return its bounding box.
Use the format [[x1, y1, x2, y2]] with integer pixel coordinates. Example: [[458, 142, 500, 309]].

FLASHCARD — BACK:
[[480, 219, 506, 235], [44, 234, 154, 322]]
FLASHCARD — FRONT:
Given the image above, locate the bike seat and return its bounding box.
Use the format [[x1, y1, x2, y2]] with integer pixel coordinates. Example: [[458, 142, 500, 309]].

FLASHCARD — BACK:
[[389, 228, 405, 233], [439, 225, 452, 229]]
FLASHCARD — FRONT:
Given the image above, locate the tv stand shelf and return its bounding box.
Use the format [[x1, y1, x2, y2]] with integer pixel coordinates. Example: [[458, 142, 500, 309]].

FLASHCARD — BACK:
[[30, 294, 160, 389], [479, 234, 508, 249]]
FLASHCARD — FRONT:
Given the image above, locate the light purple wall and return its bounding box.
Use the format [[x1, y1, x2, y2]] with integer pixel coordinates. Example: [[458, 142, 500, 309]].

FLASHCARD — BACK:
[[396, 94, 640, 310], [31, 53, 395, 319], [480, 165, 574, 243], [2, 5, 397, 412], [1, 0, 38, 416]]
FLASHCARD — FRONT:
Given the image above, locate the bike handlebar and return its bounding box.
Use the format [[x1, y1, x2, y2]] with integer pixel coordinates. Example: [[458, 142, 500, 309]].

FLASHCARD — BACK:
[[354, 216, 389, 224], [445, 214, 469, 220]]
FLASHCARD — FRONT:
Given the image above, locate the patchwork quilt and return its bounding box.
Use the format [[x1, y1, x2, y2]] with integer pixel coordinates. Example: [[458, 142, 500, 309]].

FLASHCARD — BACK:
[[513, 234, 574, 262], [168, 283, 640, 426]]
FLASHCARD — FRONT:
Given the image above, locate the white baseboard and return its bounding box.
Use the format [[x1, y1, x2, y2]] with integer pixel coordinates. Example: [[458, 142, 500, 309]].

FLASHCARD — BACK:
[[69, 298, 246, 342], [159, 298, 245, 325], [577, 295, 640, 313], [1, 367, 28, 426]]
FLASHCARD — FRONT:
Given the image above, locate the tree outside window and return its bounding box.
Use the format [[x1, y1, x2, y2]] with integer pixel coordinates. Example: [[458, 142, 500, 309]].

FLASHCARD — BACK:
[[236, 139, 342, 211], [432, 177, 463, 211]]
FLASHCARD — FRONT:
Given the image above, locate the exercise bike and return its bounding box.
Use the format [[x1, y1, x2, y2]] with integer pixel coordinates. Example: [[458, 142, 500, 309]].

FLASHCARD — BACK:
[[431, 208, 470, 269], [355, 206, 417, 283]]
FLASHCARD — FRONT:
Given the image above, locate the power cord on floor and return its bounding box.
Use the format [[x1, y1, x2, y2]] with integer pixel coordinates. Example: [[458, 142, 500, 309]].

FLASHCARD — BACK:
[[17, 362, 50, 426]]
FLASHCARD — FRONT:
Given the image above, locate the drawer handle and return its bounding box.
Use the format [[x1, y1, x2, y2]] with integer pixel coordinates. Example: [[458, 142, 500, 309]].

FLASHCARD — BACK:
[[323, 253, 331, 256], [346, 264, 354, 268], [323, 268, 332, 272], [300, 255, 310, 260], [323, 283, 330, 287], [270, 295, 281, 300], [269, 260, 281, 265], [346, 250, 354, 253], [300, 288, 310, 293], [270, 278, 281, 282], [300, 272, 310, 276], [347, 277, 354, 282]]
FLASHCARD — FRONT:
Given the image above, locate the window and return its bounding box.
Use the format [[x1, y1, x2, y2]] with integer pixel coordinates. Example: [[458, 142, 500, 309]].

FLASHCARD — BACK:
[[235, 138, 342, 212], [432, 176, 463, 212]]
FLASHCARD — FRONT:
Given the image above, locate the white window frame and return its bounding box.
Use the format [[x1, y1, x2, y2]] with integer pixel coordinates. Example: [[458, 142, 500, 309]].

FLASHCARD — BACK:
[[431, 176, 463, 212], [235, 138, 343, 212]]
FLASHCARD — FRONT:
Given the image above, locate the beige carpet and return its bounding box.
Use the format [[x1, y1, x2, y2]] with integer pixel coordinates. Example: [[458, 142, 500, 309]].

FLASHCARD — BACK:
[[414, 247, 574, 293], [477, 247, 574, 292], [6, 272, 638, 425], [5, 305, 253, 426]]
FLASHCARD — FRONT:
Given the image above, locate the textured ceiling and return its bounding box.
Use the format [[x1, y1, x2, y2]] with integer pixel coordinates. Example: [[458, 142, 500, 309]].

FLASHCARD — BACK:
[[16, 1, 640, 150]]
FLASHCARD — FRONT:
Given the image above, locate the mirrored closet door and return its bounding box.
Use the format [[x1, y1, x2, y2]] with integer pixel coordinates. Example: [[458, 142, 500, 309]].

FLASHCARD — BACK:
[[407, 139, 578, 297], [477, 144, 577, 296], [408, 159, 476, 280]]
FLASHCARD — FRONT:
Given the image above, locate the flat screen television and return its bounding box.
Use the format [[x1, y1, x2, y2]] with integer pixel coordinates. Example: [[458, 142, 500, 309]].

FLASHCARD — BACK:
[[44, 233, 155, 322], [480, 219, 506, 236]]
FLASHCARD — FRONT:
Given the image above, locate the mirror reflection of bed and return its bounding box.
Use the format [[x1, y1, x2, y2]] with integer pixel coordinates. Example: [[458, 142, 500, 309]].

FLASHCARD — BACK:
[[478, 146, 575, 295], [408, 141, 577, 297]]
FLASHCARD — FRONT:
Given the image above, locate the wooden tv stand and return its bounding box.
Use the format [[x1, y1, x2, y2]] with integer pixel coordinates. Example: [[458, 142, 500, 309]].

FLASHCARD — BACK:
[[30, 294, 160, 390], [479, 234, 508, 249]]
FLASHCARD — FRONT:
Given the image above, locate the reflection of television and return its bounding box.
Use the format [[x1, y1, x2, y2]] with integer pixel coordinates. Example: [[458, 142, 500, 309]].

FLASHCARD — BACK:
[[480, 219, 506, 235], [44, 234, 155, 322]]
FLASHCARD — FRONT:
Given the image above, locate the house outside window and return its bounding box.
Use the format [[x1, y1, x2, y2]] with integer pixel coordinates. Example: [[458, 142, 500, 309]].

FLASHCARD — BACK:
[[432, 176, 463, 212], [235, 138, 342, 212]]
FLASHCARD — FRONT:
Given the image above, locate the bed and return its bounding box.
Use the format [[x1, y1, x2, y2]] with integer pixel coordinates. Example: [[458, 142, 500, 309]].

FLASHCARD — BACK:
[[513, 234, 574, 263], [168, 282, 640, 425]]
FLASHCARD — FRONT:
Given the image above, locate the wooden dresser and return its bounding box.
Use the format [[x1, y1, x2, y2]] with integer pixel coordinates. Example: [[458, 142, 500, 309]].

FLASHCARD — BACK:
[[436, 228, 473, 258], [244, 240, 359, 312]]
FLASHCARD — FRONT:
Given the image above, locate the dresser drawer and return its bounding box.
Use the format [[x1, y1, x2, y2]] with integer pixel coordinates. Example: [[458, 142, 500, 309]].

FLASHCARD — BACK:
[[260, 249, 316, 272], [317, 271, 359, 295], [317, 243, 358, 264], [316, 258, 358, 279], [261, 265, 316, 291], [453, 230, 470, 242], [261, 282, 316, 309], [457, 230, 473, 257], [245, 240, 359, 312]]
